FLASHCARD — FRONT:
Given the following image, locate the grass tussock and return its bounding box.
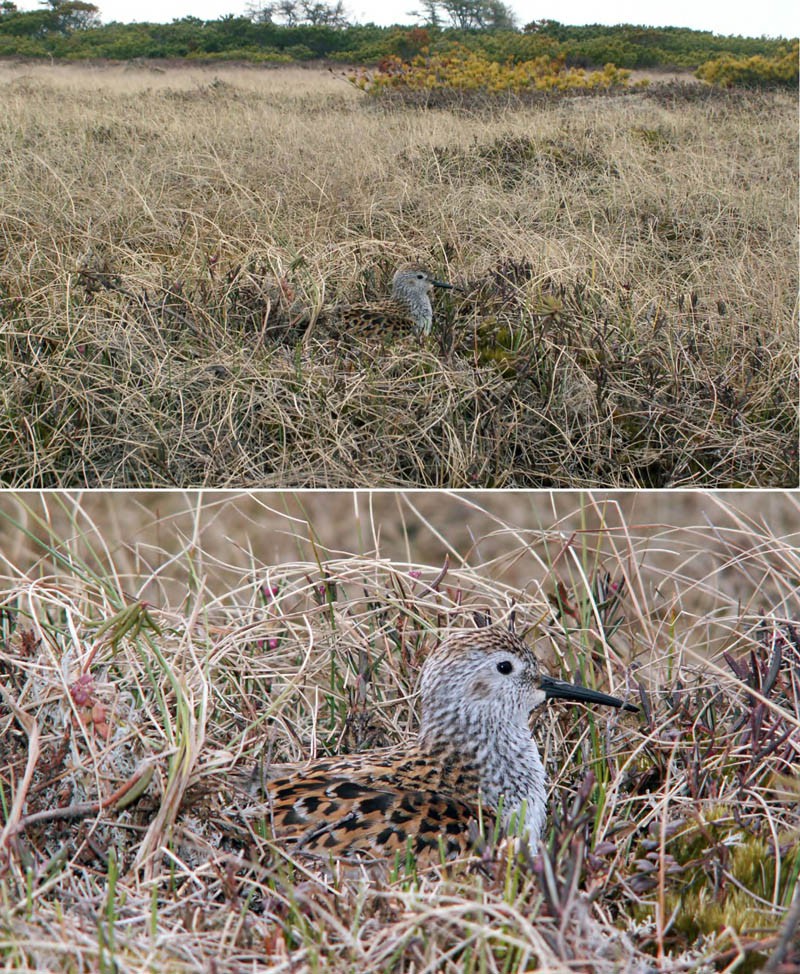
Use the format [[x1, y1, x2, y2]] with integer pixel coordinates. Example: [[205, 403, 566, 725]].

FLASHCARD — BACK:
[[0, 63, 797, 488], [1, 491, 799, 972]]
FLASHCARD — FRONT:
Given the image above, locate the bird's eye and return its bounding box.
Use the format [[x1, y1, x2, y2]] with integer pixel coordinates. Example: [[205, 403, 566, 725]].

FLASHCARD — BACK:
[[496, 660, 513, 675], [417, 274, 424, 279]]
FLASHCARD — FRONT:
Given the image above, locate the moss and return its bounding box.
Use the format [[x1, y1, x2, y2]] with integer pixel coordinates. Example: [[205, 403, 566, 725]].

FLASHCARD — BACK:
[[634, 812, 798, 966]]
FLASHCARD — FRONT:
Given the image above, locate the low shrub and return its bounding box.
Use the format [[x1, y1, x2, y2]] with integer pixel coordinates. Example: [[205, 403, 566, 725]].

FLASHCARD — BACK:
[[696, 41, 799, 88], [348, 46, 632, 94]]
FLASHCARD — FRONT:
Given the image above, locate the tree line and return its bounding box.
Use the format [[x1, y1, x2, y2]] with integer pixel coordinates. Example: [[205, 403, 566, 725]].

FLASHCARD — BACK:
[[0, 0, 793, 68]]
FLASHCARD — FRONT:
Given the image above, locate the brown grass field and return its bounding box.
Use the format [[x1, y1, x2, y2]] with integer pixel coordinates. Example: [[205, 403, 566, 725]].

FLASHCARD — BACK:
[[1, 490, 799, 971], [0, 61, 797, 488]]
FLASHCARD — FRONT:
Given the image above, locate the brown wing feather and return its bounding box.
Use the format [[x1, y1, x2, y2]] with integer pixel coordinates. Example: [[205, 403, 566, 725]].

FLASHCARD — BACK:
[[264, 758, 483, 861], [320, 302, 417, 343]]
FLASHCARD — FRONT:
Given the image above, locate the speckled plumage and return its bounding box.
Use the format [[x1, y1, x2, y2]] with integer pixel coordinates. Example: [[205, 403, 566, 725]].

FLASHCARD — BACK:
[[253, 625, 636, 863], [320, 263, 454, 341]]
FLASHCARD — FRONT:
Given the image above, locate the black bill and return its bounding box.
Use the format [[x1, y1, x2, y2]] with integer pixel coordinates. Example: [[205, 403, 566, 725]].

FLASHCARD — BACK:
[[541, 674, 638, 713]]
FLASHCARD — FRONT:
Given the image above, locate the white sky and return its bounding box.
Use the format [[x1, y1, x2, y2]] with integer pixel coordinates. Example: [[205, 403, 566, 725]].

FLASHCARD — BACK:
[[16, 0, 800, 36]]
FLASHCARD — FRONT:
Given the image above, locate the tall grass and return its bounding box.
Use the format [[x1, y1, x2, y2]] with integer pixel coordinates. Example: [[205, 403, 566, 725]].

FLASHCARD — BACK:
[[0, 63, 796, 487]]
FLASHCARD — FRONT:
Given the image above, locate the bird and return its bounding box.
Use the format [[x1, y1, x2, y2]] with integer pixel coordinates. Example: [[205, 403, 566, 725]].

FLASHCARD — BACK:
[[248, 622, 637, 865], [315, 263, 456, 342]]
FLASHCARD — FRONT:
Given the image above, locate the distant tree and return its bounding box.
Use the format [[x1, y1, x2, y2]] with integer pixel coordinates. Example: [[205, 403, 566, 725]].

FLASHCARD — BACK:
[[523, 18, 560, 33], [245, 1, 273, 23], [416, 0, 517, 30], [265, 0, 302, 27], [480, 0, 516, 29], [246, 0, 349, 27], [300, 0, 349, 26], [410, 0, 441, 28], [0, 0, 98, 36], [41, 0, 100, 32]]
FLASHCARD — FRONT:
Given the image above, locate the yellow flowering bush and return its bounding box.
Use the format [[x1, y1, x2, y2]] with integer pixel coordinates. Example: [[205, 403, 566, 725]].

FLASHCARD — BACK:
[[696, 41, 798, 88], [348, 46, 632, 94]]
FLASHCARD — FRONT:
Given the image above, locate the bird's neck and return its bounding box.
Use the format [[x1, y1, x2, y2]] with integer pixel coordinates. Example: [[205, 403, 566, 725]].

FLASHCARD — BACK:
[[418, 709, 548, 842], [392, 285, 433, 334]]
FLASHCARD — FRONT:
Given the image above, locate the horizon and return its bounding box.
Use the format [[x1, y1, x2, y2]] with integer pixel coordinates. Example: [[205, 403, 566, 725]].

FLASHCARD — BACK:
[[9, 0, 800, 38]]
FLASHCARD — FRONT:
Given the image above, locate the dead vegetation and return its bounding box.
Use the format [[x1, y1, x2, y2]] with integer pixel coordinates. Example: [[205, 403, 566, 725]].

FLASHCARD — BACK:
[[0, 63, 797, 487], [1, 491, 799, 972]]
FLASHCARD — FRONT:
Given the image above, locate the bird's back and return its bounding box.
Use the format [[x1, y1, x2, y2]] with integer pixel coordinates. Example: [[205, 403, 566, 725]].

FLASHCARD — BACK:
[[255, 744, 485, 862], [317, 302, 423, 344]]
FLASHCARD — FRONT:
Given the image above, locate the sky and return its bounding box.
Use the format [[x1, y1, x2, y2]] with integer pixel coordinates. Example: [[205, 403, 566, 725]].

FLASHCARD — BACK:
[[18, 0, 800, 36]]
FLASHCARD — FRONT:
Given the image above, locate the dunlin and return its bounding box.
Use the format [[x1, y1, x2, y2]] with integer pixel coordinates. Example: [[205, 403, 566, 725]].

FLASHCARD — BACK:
[[318, 263, 455, 342], [254, 623, 636, 863]]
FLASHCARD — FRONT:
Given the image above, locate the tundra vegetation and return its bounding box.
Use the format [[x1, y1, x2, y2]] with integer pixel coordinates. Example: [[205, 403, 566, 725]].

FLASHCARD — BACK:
[[0, 2, 797, 73], [1, 54, 796, 487], [1, 491, 798, 972]]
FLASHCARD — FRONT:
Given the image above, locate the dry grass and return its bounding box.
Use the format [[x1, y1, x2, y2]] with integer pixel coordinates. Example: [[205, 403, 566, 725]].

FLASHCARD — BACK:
[[1, 490, 799, 972], [0, 61, 796, 488]]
